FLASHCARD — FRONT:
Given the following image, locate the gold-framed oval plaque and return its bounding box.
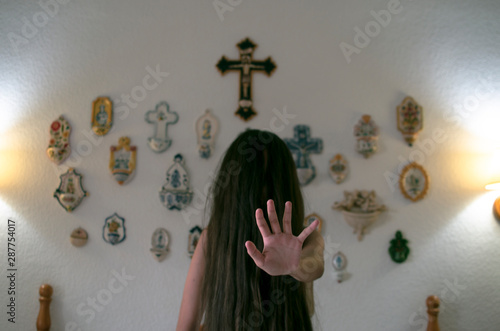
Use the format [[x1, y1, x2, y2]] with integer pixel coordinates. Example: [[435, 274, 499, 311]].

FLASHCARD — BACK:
[[399, 162, 429, 202]]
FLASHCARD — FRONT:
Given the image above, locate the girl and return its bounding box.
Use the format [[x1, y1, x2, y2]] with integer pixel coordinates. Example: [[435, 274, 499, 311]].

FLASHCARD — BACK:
[[177, 129, 324, 331]]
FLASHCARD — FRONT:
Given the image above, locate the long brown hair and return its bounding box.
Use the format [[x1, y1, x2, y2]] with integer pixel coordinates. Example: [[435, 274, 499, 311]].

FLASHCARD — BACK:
[[201, 129, 312, 330]]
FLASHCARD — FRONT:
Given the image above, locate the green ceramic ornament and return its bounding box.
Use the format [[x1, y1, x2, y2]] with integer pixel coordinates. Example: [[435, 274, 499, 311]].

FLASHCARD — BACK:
[[389, 231, 410, 263]]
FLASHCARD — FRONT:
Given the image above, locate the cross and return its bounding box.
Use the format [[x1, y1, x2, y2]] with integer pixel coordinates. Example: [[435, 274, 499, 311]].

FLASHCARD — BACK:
[[284, 125, 323, 185], [145, 101, 179, 153], [216, 37, 276, 121]]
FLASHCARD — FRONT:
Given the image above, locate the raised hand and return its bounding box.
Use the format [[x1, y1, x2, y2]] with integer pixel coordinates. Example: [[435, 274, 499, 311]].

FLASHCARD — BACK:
[[245, 200, 319, 276]]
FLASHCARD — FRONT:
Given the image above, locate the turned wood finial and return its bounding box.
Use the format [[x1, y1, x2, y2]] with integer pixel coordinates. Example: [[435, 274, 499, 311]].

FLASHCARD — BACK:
[[37, 284, 53, 331], [426, 295, 440, 331]]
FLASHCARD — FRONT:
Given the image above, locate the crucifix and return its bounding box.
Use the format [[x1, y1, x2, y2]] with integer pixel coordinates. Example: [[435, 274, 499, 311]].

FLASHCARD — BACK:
[[216, 37, 277, 121], [284, 125, 323, 186], [145, 101, 179, 153]]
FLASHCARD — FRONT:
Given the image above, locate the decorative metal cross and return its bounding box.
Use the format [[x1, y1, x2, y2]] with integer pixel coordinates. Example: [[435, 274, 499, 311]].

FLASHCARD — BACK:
[[145, 101, 179, 153], [216, 38, 276, 121], [284, 125, 323, 186]]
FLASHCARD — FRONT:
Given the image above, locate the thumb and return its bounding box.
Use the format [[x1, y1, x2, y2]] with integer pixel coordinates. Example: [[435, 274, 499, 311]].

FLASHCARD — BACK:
[[245, 241, 265, 268]]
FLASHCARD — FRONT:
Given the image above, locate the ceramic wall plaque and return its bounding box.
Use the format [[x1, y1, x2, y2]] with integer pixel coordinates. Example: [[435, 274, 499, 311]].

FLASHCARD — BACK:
[[399, 162, 429, 202], [216, 37, 277, 121], [145, 101, 179, 153], [91, 97, 113, 136], [159, 154, 193, 210], [110, 136, 137, 185], [389, 230, 410, 263], [70, 227, 88, 247], [397, 96, 423, 147], [150, 228, 169, 262], [47, 115, 71, 164], [332, 251, 347, 283], [333, 190, 386, 241], [329, 154, 348, 184], [103, 213, 126, 245], [354, 114, 379, 158], [54, 168, 89, 212], [284, 125, 323, 186], [188, 226, 202, 258], [196, 109, 219, 159], [304, 213, 323, 232]]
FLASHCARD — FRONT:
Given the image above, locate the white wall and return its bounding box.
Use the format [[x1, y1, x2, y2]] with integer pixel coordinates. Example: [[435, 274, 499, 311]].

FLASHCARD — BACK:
[[1, 0, 500, 330]]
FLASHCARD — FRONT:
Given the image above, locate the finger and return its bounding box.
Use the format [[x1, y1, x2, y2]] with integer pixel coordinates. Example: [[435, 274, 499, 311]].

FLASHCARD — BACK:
[[267, 200, 282, 234], [282, 201, 292, 234], [255, 208, 272, 238], [297, 219, 319, 243], [245, 241, 265, 269]]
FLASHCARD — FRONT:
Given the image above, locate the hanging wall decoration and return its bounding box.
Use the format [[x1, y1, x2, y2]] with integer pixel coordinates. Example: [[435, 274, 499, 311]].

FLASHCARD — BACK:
[[329, 154, 348, 184], [91, 97, 113, 136], [54, 168, 89, 212], [47, 115, 71, 164], [399, 162, 429, 202], [284, 125, 323, 186], [109, 136, 137, 185], [195, 109, 219, 159], [70, 227, 88, 247], [145, 101, 179, 153], [354, 114, 379, 158], [150, 228, 170, 262], [333, 190, 386, 241], [304, 213, 323, 232], [216, 37, 277, 121], [159, 154, 193, 210], [332, 251, 348, 283], [389, 230, 410, 263], [188, 226, 203, 258], [103, 213, 126, 245], [397, 96, 423, 147]]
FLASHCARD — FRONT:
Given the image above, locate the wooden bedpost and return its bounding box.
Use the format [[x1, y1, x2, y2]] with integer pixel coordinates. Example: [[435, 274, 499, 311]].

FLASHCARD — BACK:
[[426, 295, 440, 331], [37, 284, 53, 331]]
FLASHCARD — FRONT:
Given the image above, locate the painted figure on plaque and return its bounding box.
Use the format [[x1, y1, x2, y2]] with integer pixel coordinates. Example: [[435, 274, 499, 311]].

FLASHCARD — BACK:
[[159, 154, 193, 210], [54, 168, 88, 212], [110, 137, 137, 185], [216, 38, 276, 121], [397, 96, 423, 146], [196, 109, 219, 159], [284, 125, 323, 186], [389, 231, 410, 263], [151, 228, 170, 262], [188, 226, 203, 258], [145, 101, 179, 153], [332, 251, 348, 283], [47, 115, 71, 164], [329, 154, 348, 184], [91, 97, 113, 136], [354, 114, 379, 158], [103, 213, 126, 245]]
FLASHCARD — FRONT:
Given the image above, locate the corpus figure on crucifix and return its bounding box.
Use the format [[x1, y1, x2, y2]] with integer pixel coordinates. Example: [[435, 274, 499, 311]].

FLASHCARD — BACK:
[[216, 38, 277, 121]]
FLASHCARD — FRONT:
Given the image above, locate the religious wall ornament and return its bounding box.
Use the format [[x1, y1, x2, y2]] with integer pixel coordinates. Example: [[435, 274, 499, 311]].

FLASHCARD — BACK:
[[332, 251, 348, 283], [195, 109, 219, 159], [109, 136, 137, 185], [329, 154, 348, 184], [91, 97, 113, 136], [103, 213, 126, 245], [389, 231, 410, 263], [150, 228, 170, 262], [304, 213, 323, 233], [354, 115, 379, 158], [216, 37, 277, 121], [159, 154, 193, 210], [70, 227, 88, 247], [333, 190, 386, 241], [284, 125, 323, 186], [399, 162, 429, 202], [54, 168, 89, 212], [397, 96, 423, 147], [47, 115, 71, 164], [145, 101, 179, 153], [188, 226, 203, 258]]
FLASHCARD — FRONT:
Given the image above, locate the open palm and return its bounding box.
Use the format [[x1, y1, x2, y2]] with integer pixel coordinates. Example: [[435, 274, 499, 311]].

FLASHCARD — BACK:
[[245, 200, 318, 276]]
